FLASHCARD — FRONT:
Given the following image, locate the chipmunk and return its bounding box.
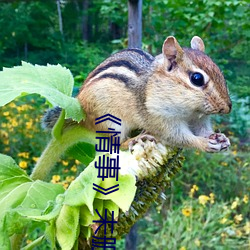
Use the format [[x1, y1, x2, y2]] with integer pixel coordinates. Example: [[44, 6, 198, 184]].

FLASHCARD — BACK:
[[43, 36, 232, 153]]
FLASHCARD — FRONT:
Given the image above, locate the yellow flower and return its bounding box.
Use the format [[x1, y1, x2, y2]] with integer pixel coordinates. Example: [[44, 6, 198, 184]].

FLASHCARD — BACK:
[[26, 121, 33, 129], [0, 130, 8, 138], [3, 138, 9, 145], [66, 176, 75, 182], [234, 214, 243, 224], [198, 195, 210, 206], [3, 111, 9, 116], [9, 102, 16, 108], [194, 238, 201, 247], [221, 232, 227, 239], [62, 160, 69, 166], [235, 157, 242, 163], [243, 195, 248, 204], [221, 162, 228, 167], [32, 157, 39, 162], [209, 193, 215, 204], [232, 150, 237, 156], [189, 184, 199, 197], [63, 182, 69, 189], [18, 152, 30, 159], [182, 207, 192, 217], [220, 217, 228, 224], [75, 159, 81, 165], [179, 247, 186, 250], [51, 175, 61, 183], [11, 119, 18, 127], [17, 105, 30, 112], [71, 165, 77, 172], [244, 221, 250, 234], [4, 147, 10, 152], [231, 198, 240, 209], [19, 161, 28, 169], [236, 229, 242, 237]]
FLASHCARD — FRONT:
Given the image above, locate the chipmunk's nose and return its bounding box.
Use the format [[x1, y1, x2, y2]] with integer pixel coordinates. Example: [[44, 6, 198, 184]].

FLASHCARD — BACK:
[[219, 101, 232, 114]]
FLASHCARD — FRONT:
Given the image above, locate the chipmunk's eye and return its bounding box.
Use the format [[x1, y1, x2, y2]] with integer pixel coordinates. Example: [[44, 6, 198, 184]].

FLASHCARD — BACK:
[[190, 72, 204, 87]]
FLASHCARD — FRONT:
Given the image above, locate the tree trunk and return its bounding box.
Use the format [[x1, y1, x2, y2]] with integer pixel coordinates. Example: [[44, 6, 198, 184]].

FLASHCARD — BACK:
[[56, 0, 63, 36], [128, 0, 142, 48], [82, 0, 90, 41], [125, 224, 137, 250]]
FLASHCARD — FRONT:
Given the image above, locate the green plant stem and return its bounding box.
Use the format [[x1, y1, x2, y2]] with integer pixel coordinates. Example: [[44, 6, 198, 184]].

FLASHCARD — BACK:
[[10, 233, 23, 250], [30, 125, 97, 181]]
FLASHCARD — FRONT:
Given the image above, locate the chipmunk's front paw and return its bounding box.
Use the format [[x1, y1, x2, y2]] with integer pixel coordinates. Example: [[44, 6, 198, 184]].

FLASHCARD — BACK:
[[206, 133, 230, 152]]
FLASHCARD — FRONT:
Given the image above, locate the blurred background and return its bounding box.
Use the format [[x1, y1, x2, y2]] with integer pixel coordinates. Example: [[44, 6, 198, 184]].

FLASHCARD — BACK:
[[0, 0, 249, 249]]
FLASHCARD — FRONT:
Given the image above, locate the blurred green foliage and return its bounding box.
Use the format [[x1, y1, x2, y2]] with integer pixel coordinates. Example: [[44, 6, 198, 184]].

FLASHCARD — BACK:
[[0, 0, 249, 248], [0, 0, 249, 97]]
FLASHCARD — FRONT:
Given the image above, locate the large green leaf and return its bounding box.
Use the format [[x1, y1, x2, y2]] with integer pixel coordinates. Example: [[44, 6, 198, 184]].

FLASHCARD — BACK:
[[0, 154, 30, 181], [20, 181, 64, 211], [79, 199, 103, 227], [64, 161, 101, 213], [0, 176, 31, 201], [96, 173, 136, 212], [66, 142, 96, 165], [0, 62, 84, 121], [0, 154, 65, 246], [56, 205, 80, 250]]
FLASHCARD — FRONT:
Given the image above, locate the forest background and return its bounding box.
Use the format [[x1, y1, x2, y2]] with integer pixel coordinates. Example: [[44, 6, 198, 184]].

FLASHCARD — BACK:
[[0, 0, 249, 249]]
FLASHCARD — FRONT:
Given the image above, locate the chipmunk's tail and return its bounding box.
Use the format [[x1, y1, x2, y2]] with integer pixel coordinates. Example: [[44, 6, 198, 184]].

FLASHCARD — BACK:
[[41, 106, 62, 130]]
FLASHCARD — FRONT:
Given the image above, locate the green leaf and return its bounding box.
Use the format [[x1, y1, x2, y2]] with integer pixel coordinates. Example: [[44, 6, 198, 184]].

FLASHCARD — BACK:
[[0, 154, 65, 242], [20, 181, 64, 213], [3, 210, 31, 238], [56, 205, 80, 250], [0, 154, 30, 181], [26, 199, 63, 222], [64, 161, 101, 213], [66, 142, 96, 165], [64, 151, 137, 213], [0, 231, 10, 250], [79, 199, 103, 227], [103, 200, 119, 219], [0, 181, 64, 237], [0, 62, 85, 122], [80, 226, 92, 240], [0, 182, 32, 217], [45, 220, 56, 249], [96, 174, 136, 212], [0, 176, 31, 201]]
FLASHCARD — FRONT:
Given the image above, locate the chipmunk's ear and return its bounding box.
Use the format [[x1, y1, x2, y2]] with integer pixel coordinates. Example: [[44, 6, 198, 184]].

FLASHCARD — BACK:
[[191, 36, 205, 52], [162, 36, 184, 63]]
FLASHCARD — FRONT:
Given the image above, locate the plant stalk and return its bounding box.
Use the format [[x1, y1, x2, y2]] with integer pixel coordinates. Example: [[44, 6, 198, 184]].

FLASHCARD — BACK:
[[30, 125, 97, 181]]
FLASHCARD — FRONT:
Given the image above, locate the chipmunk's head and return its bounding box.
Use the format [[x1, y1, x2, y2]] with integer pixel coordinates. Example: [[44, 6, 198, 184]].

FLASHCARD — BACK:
[[157, 36, 232, 115]]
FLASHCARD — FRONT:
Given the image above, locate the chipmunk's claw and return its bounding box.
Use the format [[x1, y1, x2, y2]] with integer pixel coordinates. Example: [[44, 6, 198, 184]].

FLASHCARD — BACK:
[[207, 133, 230, 152], [129, 134, 156, 153]]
